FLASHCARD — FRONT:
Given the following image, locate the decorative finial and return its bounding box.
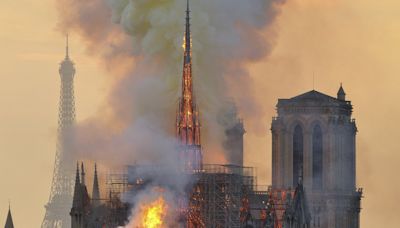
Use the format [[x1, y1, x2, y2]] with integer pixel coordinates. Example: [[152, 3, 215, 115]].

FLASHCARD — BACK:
[[337, 83, 346, 101], [92, 162, 101, 204], [75, 162, 80, 184], [81, 162, 86, 185], [184, 0, 191, 64]]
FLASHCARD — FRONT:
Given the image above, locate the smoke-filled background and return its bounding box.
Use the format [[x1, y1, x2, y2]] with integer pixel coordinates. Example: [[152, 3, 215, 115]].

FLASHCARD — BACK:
[[58, 0, 285, 167], [0, 0, 400, 227], [58, 0, 285, 225]]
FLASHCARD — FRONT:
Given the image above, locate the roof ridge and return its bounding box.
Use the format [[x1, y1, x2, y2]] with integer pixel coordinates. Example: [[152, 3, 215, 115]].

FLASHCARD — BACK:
[[290, 90, 337, 101]]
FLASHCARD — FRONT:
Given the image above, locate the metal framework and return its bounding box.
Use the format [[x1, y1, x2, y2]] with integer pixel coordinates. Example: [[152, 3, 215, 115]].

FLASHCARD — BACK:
[[104, 171, 131, 226], [188, 165, 256, 228], [42, 36, 76, 228], [106, 170, 130, 200]]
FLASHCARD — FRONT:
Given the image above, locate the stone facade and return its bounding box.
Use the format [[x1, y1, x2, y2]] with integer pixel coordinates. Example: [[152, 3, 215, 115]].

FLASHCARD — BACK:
[[271, 87, 362, 228], [70, 164, 128, 228]]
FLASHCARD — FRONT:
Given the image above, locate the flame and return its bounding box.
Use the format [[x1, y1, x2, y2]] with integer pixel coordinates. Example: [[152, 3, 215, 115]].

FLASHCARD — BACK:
[[182, 36, 192, 50], [141, 197, 168, 228]]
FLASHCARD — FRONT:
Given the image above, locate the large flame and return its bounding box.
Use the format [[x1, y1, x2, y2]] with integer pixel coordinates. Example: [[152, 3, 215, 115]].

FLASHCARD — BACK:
[[141, 197, 168, 228]]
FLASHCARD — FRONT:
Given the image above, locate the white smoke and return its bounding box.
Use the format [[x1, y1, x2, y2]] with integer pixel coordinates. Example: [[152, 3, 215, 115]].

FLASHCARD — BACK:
[[57, 0, 286, 225], [59, 0, 286, 163]]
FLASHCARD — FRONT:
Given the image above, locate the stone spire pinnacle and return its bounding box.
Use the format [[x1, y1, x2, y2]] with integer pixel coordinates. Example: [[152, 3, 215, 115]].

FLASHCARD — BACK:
[[337, 83, 346, 101], [4, 205, 14, 228], [81, 162, 86, 186], [75, 162, 80, 184], [72, 163, 81, 209], [92, 163, 100, 206]]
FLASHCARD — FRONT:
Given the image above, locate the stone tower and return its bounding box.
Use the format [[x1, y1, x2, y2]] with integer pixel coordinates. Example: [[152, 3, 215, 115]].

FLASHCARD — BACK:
[[271, 86, 362, 228], [221, 102, 245, 166]]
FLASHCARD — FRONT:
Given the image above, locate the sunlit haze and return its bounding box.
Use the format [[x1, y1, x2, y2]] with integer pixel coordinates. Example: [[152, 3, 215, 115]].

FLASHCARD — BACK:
[[0, 0, 399, 227]]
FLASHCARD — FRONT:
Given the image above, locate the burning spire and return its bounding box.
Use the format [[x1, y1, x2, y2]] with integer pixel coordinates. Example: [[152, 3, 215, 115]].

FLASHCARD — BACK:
[[176, 0, 202, 171], [184, 0, 191, 64]]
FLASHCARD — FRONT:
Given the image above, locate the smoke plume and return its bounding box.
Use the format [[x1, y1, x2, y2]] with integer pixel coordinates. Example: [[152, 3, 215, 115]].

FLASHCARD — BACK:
[[57, 0, 286, 165], [57, 0, 285, 225]]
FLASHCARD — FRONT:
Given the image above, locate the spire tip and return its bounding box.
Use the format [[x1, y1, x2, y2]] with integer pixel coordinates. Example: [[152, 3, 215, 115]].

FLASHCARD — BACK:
[[66, 34, 70, 59], [184, 0, 192, 64]]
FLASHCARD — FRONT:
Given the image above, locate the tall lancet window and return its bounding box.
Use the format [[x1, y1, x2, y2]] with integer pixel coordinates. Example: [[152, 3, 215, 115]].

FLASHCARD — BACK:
[[312, 125, 323, 190], [293, 125, 304, 186]]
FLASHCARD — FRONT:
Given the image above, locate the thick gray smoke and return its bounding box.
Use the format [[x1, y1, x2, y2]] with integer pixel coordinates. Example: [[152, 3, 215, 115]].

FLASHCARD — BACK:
[[58, 0, 286, 164], [57, 0, 286, 225]]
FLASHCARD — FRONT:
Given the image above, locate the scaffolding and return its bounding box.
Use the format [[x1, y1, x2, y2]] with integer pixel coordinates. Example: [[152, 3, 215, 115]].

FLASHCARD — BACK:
[[189, 164, 257, 228], [106, 170, 130, 200], [103, 171, 131, 227], [103, 164, 267, 228]]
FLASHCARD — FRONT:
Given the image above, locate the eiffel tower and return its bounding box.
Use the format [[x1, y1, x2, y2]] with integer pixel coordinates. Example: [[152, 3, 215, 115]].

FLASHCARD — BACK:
[[42, 36, 76, 228]]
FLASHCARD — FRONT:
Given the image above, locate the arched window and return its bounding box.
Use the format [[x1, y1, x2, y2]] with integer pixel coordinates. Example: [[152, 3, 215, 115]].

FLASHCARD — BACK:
[[293, 125, 303, 187], [312, 125, 323, 190]]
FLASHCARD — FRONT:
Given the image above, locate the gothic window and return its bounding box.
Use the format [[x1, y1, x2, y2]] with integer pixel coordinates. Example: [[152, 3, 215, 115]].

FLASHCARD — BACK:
[[312, 125, 323, 190], [293, 125, 303, 186]]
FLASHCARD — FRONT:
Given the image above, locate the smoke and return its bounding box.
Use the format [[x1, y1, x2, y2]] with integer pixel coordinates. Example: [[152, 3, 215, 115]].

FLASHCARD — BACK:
[[57, 0, 286, 165], [56, 0, 286, 225], [122, 164, 193, 227]]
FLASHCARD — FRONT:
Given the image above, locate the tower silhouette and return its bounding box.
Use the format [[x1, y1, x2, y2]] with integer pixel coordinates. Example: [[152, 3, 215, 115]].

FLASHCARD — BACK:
[[42, 35, 76, 228]]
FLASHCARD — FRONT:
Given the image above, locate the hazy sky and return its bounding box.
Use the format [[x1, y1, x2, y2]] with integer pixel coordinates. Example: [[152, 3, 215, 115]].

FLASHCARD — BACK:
[[0, 0, 399, 227]]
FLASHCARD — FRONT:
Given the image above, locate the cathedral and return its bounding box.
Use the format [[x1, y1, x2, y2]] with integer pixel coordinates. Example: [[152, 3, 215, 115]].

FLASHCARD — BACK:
[[68, 1, 362, 227]]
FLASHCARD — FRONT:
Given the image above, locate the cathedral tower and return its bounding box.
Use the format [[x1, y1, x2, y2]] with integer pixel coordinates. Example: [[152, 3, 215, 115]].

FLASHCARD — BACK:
[[176, 0, 203, 171], [271, 86, 362, 228], [42, 36, 76, 228], [221, 102, 245, 166]]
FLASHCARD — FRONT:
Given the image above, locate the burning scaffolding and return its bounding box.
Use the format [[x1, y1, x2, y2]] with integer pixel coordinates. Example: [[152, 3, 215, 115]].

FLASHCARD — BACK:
[[191, 165, 256, 227], [99, 163, 312, 228]]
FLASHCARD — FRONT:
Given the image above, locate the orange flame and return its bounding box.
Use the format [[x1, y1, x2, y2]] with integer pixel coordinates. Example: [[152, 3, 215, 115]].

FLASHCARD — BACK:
[[141, 197, 168, 228]]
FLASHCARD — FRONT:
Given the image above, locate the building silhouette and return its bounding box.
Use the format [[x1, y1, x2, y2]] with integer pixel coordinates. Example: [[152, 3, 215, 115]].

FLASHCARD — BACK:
[[42, 36, 77, 228]]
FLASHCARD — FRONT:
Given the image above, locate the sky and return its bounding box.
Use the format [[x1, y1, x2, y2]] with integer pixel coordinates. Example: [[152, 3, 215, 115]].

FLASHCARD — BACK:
[[0, 0, 400, 227]]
